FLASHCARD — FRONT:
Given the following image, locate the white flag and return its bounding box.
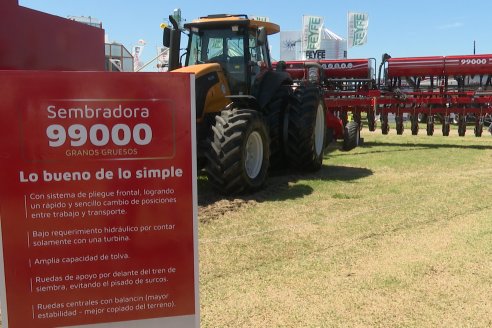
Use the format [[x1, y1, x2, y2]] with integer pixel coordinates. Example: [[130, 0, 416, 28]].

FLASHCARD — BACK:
[[132, 40, 146, 71], [280, 31, 301, 61], [348, 12, 369, 48], [301, 15, 324, 59], [132, 45, 143, 71]]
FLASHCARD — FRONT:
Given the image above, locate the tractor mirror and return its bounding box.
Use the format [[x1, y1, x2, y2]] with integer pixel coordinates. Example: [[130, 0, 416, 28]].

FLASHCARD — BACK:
[[257, 27, 267, 46], [163, 26, 171, 47]]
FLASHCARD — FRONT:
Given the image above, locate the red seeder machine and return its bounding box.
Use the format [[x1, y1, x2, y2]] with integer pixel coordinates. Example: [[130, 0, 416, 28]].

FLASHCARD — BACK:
[[277, 53, 492, 138]]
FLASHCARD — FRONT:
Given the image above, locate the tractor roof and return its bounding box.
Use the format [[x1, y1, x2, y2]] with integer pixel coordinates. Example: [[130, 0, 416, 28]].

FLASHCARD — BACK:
[[184, 14, 280, 35]]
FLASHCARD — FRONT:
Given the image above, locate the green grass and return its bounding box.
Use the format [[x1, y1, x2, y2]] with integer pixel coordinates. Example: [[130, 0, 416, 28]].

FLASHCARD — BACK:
[[198, 127, 492, 328]]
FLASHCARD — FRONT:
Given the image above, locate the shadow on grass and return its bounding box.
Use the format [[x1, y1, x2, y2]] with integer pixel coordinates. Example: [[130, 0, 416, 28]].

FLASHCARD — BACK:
[[330, 140, 491, 157], [198, 165, 373, 208], [363, 141, 491, 150], [313, 165, 374, 181]]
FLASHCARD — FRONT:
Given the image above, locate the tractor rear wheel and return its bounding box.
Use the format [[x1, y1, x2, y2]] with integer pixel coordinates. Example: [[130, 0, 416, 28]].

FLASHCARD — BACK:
[[205, 108, 270, 194], [286, 86, 326, 171], [266, 85, 293, 169], [343, 121, 360, 151]]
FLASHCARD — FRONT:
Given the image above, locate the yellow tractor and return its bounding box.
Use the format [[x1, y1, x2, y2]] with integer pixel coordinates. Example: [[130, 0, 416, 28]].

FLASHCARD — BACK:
[[163, 14, 327, 194]]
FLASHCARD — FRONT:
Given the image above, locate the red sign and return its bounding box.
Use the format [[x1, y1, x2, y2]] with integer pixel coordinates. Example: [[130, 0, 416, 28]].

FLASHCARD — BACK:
[[0, 71, 199, 327]]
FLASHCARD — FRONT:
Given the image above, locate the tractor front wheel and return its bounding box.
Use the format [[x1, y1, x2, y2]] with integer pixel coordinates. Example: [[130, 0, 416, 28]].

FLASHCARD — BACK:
[[266, 85, 293, 169], [205, 108, 270, 194]]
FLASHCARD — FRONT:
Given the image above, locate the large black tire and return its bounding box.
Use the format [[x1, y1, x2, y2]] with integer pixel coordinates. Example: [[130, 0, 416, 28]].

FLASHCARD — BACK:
[[205, 108, 270, 194], [265, 85, 293, 169], [286, 86, 326, 171], [343, 121, 360, 151]]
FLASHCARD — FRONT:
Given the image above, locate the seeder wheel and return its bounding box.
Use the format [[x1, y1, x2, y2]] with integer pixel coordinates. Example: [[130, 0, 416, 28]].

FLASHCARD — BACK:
[[410, 115, 419, 135], [442, 115, 450, 136], [381, 113, 389, 135], [458, 115, 466, 137], [442, 123, 450, 136], [396, 114, 404, 135], [474, 118, 483, 137], [426, 116, 434, 136]]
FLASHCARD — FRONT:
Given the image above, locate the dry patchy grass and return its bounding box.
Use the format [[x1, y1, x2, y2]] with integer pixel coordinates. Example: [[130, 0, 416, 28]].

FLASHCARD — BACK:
[[198, 127, 492, 328]]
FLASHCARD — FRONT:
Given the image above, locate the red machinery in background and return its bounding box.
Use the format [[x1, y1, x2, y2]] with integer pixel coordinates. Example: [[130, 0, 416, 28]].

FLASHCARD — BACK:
[[277, 53, 492, 138], [282, 59, 375, 80]]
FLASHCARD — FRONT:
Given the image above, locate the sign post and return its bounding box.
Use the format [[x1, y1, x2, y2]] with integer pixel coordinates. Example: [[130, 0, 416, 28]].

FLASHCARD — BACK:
[[0, 71, 199, 327]]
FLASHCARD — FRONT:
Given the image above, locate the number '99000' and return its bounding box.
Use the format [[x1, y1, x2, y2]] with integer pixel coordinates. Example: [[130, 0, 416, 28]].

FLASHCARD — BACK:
[[46, 123, 152, 147]]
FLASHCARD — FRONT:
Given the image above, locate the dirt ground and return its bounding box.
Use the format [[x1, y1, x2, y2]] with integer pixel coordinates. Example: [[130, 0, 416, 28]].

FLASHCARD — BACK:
[[197, 169, 323, 223]]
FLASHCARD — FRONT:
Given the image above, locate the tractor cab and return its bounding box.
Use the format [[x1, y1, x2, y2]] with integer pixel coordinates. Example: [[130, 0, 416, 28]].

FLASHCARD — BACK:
[[184, 15, 276, 95], [164, 14, 279, 96]]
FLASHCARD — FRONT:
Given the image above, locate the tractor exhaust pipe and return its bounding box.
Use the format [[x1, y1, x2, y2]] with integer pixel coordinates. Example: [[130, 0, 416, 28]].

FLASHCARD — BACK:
[[167, 15, 181, 71]]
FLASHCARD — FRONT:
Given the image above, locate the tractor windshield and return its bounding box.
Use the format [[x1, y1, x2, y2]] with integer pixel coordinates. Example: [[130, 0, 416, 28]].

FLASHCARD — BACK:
[[187, 28, 245, 66], [187, 28, 250, 94]]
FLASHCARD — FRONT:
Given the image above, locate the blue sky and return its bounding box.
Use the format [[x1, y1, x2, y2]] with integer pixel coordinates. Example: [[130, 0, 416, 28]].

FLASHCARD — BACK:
[[20, 0, 492, 68]]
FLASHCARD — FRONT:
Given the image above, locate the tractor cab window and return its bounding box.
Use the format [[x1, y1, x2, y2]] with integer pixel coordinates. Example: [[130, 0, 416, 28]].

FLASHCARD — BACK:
[[207, 37, 224, 59], [249, 32, 267, 63], [187, 28, 248, 95], [249, 29, 270, 87]]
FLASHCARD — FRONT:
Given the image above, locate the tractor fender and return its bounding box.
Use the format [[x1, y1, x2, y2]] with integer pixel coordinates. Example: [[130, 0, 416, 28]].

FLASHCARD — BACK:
[[174, 63, 231, 122], [253, 70, 292, 110]]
